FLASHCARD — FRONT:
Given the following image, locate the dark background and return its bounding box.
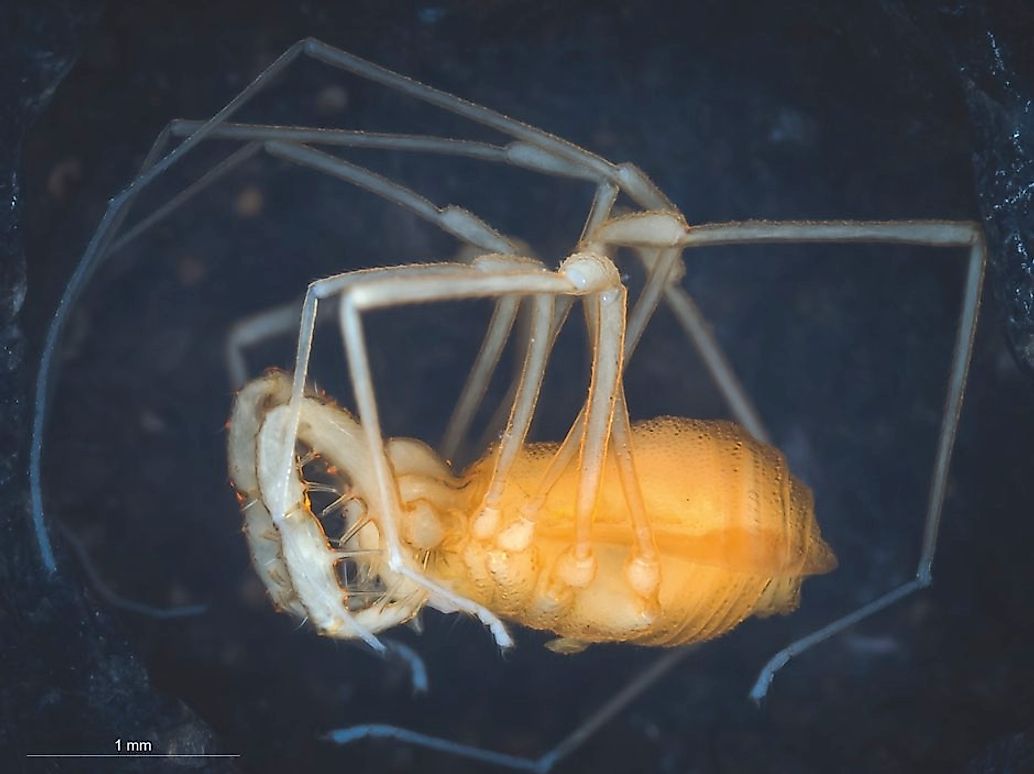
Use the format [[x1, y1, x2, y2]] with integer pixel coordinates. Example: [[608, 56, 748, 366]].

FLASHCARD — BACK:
[[4, 1, 1034, 772]]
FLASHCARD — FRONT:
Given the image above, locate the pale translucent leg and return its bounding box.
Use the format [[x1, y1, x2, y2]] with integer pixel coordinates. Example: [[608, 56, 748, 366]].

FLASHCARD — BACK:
[[470, 293, 555, 538], [481, 252, 632, 594], [228, 41, 985, 764], [556, 277, 627, 586], [224, 40, 990, 767], [324, 645, 697, 772], [547, 288, 661, 608], [212, 41, 711, 458], [659, 219, 986, 700], [439, 295, 521, 462], [237, 138, 734, 459], [332, 257, 642, 637], [33, 36, 986, 770], [471, 295, 576, 459], [226, 299, 305, 389], [29, 38, 696, 575], [57, 522, 207, 620], [263, 260, 599, 648], [610, 389, 661, 604], [663, 285, 770, 442], [300, 40, 658, 198], [220, 186, 650, 589], [30, 43, 320, 572], [513, 243, 683, 530], [323, 219, 985, 769]]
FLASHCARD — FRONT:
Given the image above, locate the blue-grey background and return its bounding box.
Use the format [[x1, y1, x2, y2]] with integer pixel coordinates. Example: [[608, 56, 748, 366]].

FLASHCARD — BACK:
[[5, 1, 1034, 772]]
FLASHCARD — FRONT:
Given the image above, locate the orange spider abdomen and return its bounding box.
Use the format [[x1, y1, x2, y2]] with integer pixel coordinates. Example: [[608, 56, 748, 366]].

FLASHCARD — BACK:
[[451, 417, 837, 647]]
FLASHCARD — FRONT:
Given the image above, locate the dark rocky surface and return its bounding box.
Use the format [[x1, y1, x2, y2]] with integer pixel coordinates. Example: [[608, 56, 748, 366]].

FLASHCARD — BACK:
[[6, 1, 1034, 772], [900, 0, 1034, 382]]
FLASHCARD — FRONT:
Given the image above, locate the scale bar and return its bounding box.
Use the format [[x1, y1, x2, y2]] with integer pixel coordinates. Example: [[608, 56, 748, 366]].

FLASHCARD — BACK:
[[26, 754, 241, 758]]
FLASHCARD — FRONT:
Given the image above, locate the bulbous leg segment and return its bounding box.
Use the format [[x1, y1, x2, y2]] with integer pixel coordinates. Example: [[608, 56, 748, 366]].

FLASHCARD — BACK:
[[471, 503, 502, 540], [625, 554, 661, 625], [555, 547, 598, 589]]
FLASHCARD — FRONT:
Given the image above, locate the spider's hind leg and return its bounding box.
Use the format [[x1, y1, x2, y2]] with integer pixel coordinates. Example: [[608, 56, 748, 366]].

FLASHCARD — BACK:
[[667, 219, 986, 701]]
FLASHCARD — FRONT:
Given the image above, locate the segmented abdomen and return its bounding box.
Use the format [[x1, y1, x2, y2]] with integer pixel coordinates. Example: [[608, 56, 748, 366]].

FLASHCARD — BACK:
[[455, 417, 836, 646]]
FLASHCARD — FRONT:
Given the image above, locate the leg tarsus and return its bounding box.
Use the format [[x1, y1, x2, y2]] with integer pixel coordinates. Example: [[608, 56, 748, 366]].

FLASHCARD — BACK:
[[748, 578, 927, 703], [381, 638, 430, 695]]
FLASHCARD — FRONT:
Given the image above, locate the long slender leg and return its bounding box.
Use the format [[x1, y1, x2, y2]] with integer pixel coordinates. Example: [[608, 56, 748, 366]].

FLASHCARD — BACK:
[[209, 42, 995, 769], [215, 43, 703, 461], [398, 219, 982, 772], [439, 295, 521, 462], [609, 388, 661, 612], [39, 40, 985, 772], [266, 141, 518, 254], [301, 40, 686, 213], [557, 272, 626, 589], [659, 220, 985, 699], [324, 644, 697, 772], [333, 264, 590, 646], [238, 143, 742, 464], [587, 211, 769, 439], [33, 50, 600, 568], [513, 236, 686, 530], [470, 292, 555, 539], [36, 39, 701, 576], [475, 253, 632, 596], [662, 284, 770, 442], [263, 263, 476, 520], [225, 298, 307, 389], [31, 42, 312, 573], [321, 254, 641, 644], [223, 150, 678, 586], [472, 295, 576, 458]]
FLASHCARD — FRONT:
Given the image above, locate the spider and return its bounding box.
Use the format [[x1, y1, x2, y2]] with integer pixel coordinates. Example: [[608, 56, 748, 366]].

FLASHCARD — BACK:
[[30, 39, 986, 771]]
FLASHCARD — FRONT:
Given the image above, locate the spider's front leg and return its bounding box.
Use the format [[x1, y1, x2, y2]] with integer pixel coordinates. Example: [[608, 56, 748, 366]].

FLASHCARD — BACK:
[[313, 257, 604, 648], [492, 214, 708, 621], [480, 250, 664, 629], [547, 255, 627, 596]]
